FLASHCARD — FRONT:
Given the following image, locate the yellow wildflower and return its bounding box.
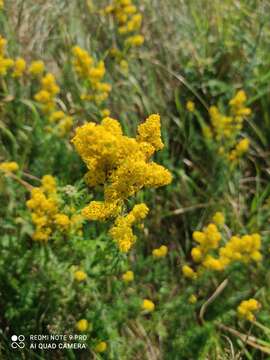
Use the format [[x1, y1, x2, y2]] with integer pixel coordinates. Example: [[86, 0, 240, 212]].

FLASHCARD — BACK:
[[54, 214, 70, 230], [186, 100, 195, 112], [41, 174, 56, 193], [29, 60, 45, 76], [101, 108, 111, 117], [237, 298, 260, 321], [0, 161, 19, 172], [188, 294, 197, 304], [76, 319, 89, 332], [122, 270, 134, 282], [212, 211, 225, 226], [125, 35, 144, 47], [26, 175, 60, 242], [152, 245, 168, 258], [95, 341, 107, 353], [182, 265, 197, 279], [73, 115, 172, 252], [74, 270, 87, 282], [12, 57, 26, 78], [142, 299, 155, 312]]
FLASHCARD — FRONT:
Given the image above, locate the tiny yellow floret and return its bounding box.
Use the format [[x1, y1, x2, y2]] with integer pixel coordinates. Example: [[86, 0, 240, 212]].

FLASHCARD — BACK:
[[76, 319, 89, 332], [142, 299, 155, 312], [74, 270, 87, 282]]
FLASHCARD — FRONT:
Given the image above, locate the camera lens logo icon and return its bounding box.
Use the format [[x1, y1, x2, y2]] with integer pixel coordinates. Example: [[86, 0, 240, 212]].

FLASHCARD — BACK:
[[11, 335, 25, 349]]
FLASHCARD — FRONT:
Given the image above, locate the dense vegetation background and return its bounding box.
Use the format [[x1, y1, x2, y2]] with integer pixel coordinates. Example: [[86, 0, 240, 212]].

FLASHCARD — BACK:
[[1, 0, 270, 359]]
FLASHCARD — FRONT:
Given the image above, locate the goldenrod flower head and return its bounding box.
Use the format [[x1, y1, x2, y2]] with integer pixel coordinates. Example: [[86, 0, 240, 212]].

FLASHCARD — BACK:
[[34, 90, 51, 104], [0, 161, 19, 172], [41, 174, 56, 193], [188, 294, 197, 304], [186, 100, 195, 112], [73, 115, 172, 252], [152, 245, 168, 258], [101, 108, 111, 117], [0, 35, 7, 56], [237, 298, 260, 321], [142, 299, 155, 312], [191, 247, 203, 262], [122, 270, 134, 282], [0, 0, 4, 10], [229, 90, 247, 108], [218, 233, 262, 267], [26, 175, 61, 242], [95, 341, 107, 353], [109, 203, 149, 252], [237, 138, 250, 153], [125, 35, 144, 47], [212, 211, 225, 226], [72, 46, 110, 105], [57, 116, 74, 137], [41, 73, 60, 95], [182, 265, 197, 279], [49, 111, 65, 123], [76, 319, 89, 332], [74, 270, 87, 282], [29, 60, 45, 76], [54, 213, 70, 230], [12, 57, 26, 78], [202, 255, 225, 271], [192, 231, 206, 244], [137, 114, 164, 151], [0, 57, 14, 76]]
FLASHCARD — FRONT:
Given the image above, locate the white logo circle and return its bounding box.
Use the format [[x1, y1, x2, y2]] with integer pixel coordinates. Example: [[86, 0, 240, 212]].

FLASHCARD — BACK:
[[11, 335, 25, 349]]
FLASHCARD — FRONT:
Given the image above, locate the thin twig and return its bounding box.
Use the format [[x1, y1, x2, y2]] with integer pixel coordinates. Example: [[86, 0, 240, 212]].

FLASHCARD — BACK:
[[199, 278, 228, 323], [218, 323, 270, 355]]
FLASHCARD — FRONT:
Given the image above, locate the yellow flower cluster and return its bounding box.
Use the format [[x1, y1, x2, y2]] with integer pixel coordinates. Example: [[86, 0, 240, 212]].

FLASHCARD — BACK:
[[217, 233, 262, 266], [0, 0, 3, 10], [34, 72, 73, 136], [95, 341, 107, 353], [12, 57, 26, 78], [26, 175, 82, 241], [188, 294, 197, 304], [104, 0, 144, 49], [237, 298, 260, 321], [76, 319, 89, 332], [72, 114, 172, 252], [0, 161, 19, 172], [182, 264, 197, 280], [26, 175, 59, 241], [212, 211, 225, 226], [29, 60, 45, 77], [142, 299, 155, 312], [74, 270, 87, 282], [186, 100, 195, 113], [109, 204, 149, 252], [0, 36, 45, 80], [48, 110, 74, 137], [205, 90, 252, 161], [0, 35, 14, 76], [229, 137, 250, 161], [183, 213, 262, 277], [34, 73, 60, 113], [152, 245, 168, 258], [191, 223, 222, 263], [72, 46, 111, 107], [122, 270, 134, 282]]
